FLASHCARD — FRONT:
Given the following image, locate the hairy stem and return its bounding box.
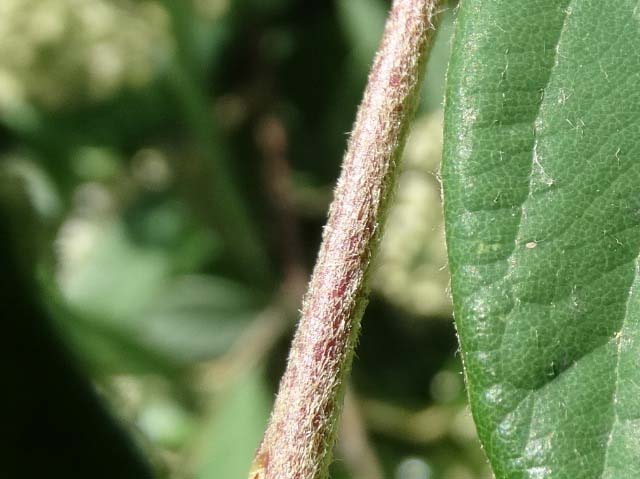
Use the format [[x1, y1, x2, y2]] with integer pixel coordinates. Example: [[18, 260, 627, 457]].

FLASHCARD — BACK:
[[250, 1, 440, 478]]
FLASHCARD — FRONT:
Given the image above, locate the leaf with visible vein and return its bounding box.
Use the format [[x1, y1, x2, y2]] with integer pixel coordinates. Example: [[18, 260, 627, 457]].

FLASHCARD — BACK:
[[442, 1, 640, 478]]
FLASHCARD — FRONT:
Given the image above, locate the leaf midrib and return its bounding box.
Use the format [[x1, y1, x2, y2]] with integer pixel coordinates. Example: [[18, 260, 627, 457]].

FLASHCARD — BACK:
[[600, 255, 640, 478], [494, 0, 639, 473]]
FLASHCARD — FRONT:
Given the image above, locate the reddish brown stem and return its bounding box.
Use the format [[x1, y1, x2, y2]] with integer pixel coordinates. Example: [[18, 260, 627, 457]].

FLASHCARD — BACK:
[[250, 2, 440, 478]]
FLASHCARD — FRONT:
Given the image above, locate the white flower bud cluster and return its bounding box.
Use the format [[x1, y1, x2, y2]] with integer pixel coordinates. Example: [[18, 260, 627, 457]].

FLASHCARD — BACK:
[[0, 0, 173, 113], [373, 110, 452, 318]]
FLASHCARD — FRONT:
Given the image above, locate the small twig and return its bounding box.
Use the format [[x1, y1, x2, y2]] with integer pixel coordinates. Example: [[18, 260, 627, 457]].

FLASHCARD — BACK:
[[168, 63, 272, 287], [249, 1, 440, 478], [197, 301, 290, 393], [257, 114, 308, 292], [161, 0, 272, 287]]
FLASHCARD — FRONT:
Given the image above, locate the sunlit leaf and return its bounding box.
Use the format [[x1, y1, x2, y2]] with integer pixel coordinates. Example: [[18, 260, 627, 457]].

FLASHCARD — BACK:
[[443, 1, 640, 477]]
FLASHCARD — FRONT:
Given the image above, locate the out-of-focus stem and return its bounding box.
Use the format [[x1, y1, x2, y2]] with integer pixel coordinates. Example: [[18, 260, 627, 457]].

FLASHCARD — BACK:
[[161, 0, 272, 287], [249, 1, 441, 478], [338, 387, 384, 479], [168, 64, 272, 287], [256, 115, 308, 292]]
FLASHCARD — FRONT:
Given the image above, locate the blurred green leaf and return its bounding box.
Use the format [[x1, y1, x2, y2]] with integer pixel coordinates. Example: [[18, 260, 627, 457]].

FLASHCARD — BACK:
[[336, 0, 386, 72], [193, 368, 271, 479], [58, 213, 258, 367], [139, 274, 261, 362], [3, 152, 62, 220], [138, 396, 196, 449], [419, 7, 454, 113], [60, 219, 172, 323]]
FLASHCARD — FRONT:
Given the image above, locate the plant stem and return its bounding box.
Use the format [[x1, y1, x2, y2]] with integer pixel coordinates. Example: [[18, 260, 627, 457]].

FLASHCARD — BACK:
[[249, 1, 441, 478]]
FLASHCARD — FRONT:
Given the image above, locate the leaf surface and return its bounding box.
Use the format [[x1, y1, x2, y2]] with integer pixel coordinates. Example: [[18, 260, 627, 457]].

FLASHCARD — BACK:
[[193, 368, 271, 479], [442, 1, 640, 477]]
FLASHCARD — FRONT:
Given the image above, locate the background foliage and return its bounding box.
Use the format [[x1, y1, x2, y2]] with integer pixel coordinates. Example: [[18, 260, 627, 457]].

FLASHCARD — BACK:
[[1, 1, 491, 478]]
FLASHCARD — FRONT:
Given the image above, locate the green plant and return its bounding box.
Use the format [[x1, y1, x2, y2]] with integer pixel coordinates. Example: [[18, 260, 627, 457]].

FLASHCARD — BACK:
[[255, 0, 640, 478], [250, 1, 440, 478], [3, 1, 639, 478], [443, 1, 640, 478]]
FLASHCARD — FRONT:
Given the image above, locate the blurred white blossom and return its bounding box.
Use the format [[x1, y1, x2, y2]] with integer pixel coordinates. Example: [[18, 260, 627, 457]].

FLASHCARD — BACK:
[[0, 0, 173, 112], [191, 0, 229, 19], [374, 111, 451, 318]]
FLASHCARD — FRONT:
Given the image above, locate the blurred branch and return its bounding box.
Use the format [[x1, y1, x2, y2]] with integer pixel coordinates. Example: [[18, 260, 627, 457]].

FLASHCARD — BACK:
[[162, 2, 272, 287], [198, 299, 290, 393], [250, 2, 441, 478], [338, 387, 384, 479], [168, 66, 272, 286], [198, 112, 312, 392], [256, 115, 308, 290]]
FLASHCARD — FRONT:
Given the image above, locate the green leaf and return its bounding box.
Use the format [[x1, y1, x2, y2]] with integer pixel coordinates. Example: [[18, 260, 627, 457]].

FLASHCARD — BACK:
[[57, 215, 257, 370], [138, 274, 260, 362], [336, 0, 387, 72], [60, 219, 172, 323], [442, 1, 640, 478], [192, 368, 271, 479]]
